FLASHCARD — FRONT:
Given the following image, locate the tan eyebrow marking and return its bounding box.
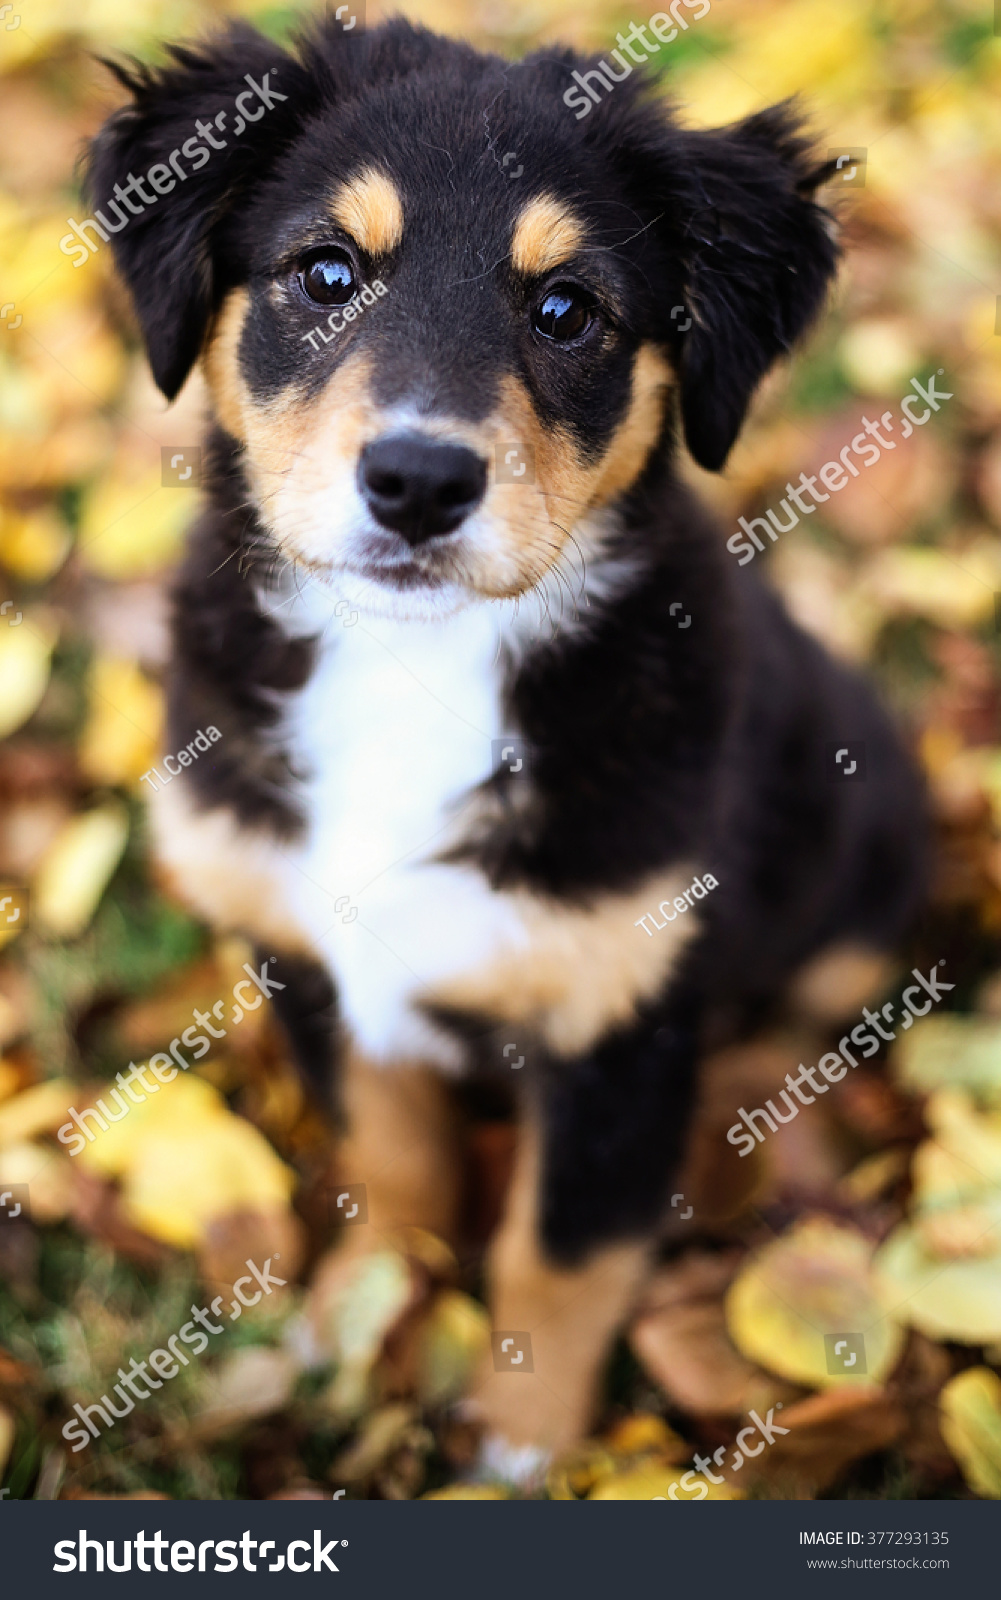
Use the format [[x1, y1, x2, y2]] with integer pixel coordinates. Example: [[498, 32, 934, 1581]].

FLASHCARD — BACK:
[[510, 195, 587, 277], [327, 166, 405, 255]]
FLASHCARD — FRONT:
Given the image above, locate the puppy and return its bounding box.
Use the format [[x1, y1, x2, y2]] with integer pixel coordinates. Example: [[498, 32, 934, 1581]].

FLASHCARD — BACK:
[[89, 15, 926, 1476]]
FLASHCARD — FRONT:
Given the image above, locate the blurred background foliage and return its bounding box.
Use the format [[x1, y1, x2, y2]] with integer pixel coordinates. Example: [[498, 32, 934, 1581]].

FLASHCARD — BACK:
[[2, 0, 1001, 1501]]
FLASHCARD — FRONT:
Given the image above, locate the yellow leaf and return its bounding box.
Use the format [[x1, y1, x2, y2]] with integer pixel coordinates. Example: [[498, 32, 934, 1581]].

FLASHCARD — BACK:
[[895, 1015, 1001, 1104], [925, 1089, 1001, 1187], [874, 1222, 1001, 1343], [73, 1072, 229, 1180], [862, 545, 999, 631], [547, 1442, 618, 1501], [78, 656, 162, 788], [725, 1218, 905, 1389], [423, 1484, 509, 1499], [416, 1288, 490, 1407], [323, 1250, 414, 1418], [0, 1079, 77, 1145], [940, 1368, 1001, 1499], [838, 319, 923, 396], [0, 506, 72, 582], [77, 468, 193, 580], [0, 609, 57, 739], [120, 1109, 295, 1248], [589, 1464, 742, 1500], [32, 801, 129, 938], [0, 1139, 74, 1222]]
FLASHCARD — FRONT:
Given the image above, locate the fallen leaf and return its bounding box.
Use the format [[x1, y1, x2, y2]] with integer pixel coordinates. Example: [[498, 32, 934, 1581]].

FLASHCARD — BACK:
[[547, 1441, 618, 1500], [602, 1414, 688, 1460], [725, 1218, 905, 1388], [32, 802, 129, 938], [0, 1078, 76, 1144], [416, 1288, 490, 1408], [0, 506, 72, 582], [195, 1347, 300, 1438], [939, 1367, 1001, 1499], [874, 1222, 1001, 1342], [320, 1251, 417, 1420], [589, 1464, 742, 1500], [332, 1401, 419, 1483], [0, 610, 57, 740], [631, 1253, 794, 1417], [0, 1140, 73, 1221], [724, 1387, 905, 1499], [77, 655, 162, 788], [77, 467, 192, 580], [896, 1017, 1001, 1104]]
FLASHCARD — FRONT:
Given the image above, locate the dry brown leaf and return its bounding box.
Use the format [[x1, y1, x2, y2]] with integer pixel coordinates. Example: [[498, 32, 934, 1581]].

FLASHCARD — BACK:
[[195, 1347, 300, 1438], [724, 1386, 905, 1499], [631, 1254, 795, 1417]]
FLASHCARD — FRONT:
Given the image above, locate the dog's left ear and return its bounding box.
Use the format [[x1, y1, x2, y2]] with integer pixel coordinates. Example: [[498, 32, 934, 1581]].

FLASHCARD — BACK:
[[657, 105, 838, 472]]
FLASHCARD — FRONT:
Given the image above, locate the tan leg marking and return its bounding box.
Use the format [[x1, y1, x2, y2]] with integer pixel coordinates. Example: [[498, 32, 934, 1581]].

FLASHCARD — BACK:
[[310, 1052, 460, 1350], [469, 1123, 649, 1454], [336, 1049, 460, 1242]]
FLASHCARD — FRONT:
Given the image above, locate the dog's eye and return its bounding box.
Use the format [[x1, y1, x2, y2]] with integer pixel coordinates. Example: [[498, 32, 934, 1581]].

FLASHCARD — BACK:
[[532, 286, 594, 343], [300, 250, 357, 306]]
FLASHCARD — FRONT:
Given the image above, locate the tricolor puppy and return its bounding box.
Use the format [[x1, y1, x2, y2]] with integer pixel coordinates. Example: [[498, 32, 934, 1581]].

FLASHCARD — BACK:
[[90, 16, 926, 1474]]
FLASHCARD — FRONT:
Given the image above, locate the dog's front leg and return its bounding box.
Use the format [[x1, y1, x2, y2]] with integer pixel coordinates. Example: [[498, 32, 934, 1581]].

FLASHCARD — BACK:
[[468, 996, 701, 1478], [469, 1120, 649, 1475], [310, 1052, 460, 1346]]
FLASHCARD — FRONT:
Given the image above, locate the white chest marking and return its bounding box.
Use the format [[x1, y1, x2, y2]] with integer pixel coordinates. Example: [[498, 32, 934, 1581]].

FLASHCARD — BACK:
[[283, 605, 526, 1068]]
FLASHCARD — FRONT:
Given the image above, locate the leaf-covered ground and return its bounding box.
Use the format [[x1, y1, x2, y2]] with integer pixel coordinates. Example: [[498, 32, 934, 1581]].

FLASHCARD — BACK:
[[2, 0, 1001, 1501]]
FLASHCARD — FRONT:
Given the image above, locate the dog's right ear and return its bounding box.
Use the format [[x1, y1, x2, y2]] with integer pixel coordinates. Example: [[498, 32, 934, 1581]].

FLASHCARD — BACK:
[[85, 25, 314, 399]]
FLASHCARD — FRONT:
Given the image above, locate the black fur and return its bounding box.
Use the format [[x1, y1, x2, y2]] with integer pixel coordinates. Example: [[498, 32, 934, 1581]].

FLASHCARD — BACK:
[[90, 16, 927, 1265]]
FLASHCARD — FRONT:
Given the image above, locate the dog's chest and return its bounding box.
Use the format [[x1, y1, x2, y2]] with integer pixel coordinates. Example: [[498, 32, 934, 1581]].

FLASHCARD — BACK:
[[282, 609, 525, 1067]]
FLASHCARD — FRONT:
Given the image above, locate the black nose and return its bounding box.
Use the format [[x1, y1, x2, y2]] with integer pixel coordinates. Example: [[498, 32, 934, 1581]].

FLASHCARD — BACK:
[[358, 433, 487, 544]]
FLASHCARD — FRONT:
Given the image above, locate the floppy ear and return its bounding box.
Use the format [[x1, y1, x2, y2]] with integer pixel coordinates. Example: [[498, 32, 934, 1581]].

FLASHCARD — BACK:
[[86, 24, 315, 399], [673, 105, 838, 472]]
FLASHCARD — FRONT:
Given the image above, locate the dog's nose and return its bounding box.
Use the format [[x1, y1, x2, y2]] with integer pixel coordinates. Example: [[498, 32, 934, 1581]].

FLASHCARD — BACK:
[[358, 433, 487, 544]]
